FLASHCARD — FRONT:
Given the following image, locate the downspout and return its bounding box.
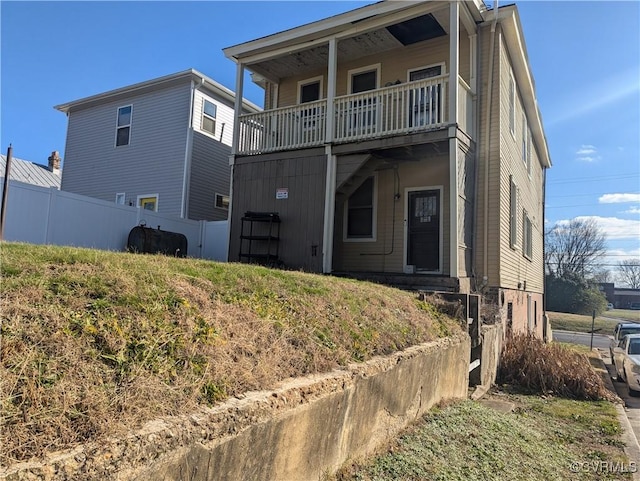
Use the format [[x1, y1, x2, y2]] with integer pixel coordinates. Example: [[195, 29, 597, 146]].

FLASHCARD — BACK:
[[181, 77, 203, 219], [471, 28, 481, 291], [482, 1, 499, 287]]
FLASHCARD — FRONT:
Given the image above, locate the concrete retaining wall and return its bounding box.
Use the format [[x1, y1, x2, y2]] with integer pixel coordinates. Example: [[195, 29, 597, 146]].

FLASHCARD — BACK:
[[2, 335, 470, 481], [470, 323, 504, 388]]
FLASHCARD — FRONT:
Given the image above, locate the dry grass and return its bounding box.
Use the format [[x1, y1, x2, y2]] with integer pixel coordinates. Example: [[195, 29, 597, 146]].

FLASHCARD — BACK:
[[0, 242, 461, 465], [498, 333, 616, 401]]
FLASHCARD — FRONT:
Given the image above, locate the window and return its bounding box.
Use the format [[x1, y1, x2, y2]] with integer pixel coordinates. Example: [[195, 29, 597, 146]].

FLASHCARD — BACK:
[[346, 176, 375, 239], [215, 193, 229, 210], [298, 77, 322, 104], [116, 105, 132, 146], [347, 65, 380, 133], [509, 75, 515, 136], [509, 175, 517, 248], [521, 113, 527, 165], [526, 130, 532, 177], [408, 64, 444, 126], [137, 194, 158, 212], [115, 193, 125, 205], [523, 210, 532, 259], [202, 100, 217, 135]]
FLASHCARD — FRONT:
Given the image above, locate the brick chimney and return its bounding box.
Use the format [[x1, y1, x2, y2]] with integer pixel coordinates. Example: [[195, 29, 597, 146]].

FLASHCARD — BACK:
[[48, 151, 61, 174]]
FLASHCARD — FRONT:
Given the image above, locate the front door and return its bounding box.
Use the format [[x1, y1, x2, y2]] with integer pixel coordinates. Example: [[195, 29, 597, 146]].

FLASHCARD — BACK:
[[407, 189, 440, 272]]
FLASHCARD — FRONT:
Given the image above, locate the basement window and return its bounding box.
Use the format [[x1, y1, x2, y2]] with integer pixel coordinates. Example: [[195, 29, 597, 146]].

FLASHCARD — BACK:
[[215, 193, 229, 210]]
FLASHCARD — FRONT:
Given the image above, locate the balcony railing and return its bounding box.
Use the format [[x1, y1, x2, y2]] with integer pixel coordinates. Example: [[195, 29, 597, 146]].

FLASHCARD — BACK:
[[237, 75, 456, 155]]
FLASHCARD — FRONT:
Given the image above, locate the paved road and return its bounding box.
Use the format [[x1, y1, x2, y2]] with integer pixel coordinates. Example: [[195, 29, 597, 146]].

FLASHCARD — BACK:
[[553, 330, 611, 349]]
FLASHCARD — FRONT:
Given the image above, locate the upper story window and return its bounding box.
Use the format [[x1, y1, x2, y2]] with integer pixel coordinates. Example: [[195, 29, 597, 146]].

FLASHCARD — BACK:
[[523, 210, 533, 259], [509, 75, 515, 136], [510, 175, 517, 249], [202, 100, 217, 135], [527, 131, 532, 177], [116, 105, 132, 147], [351, 70, 377, 93], [298, 77, 322, 103], [521, 113, 528, 165], [346, 176, 375, 240], [215, 193, 229, 210]]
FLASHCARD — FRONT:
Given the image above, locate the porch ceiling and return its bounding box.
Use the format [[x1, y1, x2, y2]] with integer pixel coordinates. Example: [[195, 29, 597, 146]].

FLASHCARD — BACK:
[[249, 6, 452, 81]]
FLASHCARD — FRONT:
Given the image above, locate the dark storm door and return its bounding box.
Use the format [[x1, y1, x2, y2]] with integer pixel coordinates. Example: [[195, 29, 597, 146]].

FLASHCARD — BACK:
[[407, 189, 440, 272]]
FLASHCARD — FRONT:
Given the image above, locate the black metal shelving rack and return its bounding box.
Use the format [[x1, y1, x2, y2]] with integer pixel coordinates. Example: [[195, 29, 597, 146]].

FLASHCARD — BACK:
[[239, 211, 281, 266]]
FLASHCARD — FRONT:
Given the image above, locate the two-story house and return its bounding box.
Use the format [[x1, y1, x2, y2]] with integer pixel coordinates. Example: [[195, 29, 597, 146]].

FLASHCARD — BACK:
[[55, 69, 260, 221], [223, 1, 551, 335]]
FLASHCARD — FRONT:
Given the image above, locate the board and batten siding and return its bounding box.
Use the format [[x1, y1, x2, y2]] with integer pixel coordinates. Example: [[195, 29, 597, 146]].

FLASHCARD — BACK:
[[334, 152, 450, 274], [229, 152, 326, 272], [187, 88, 236, 221], [61, 82, 192, 218], [496, 33, 544, 293]]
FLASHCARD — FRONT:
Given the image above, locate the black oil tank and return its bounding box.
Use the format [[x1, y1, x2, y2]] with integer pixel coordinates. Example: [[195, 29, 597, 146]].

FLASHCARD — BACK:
[[127, 225, 187, 258]]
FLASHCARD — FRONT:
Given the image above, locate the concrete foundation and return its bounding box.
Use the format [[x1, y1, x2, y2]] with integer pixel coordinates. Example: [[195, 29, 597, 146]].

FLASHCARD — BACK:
[[2, 335, 470, 481]]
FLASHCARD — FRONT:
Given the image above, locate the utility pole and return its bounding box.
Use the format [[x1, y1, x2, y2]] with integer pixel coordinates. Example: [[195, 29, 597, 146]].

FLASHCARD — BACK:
[[0, 144, 13, 240]]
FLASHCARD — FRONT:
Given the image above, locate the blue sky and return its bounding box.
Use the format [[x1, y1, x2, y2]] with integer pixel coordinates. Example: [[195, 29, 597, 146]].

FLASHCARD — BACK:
[[1, 1, 639, 276]]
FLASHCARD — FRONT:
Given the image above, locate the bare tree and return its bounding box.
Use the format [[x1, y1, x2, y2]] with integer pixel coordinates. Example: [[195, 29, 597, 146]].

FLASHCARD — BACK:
[[545, 218, 607, 279], [592, 269, 613, 283], [617, 259, 640, 289]]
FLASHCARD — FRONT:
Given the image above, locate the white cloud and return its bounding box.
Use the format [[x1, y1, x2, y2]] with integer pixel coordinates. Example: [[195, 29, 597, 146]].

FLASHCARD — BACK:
[[575, 144, 599, 162], [599, 193, 640, 204], [556, 216, 640, 240], [576, 145, 597, 155], [623, 206, 640, 214]]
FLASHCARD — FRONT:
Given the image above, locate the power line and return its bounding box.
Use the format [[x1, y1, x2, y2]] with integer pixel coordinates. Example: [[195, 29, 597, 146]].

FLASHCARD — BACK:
[[548, 173, 640, 184]]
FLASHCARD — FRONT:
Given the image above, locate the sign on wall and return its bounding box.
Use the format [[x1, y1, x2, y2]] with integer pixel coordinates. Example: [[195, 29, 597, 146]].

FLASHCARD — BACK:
[[276, 188, 288, 200]]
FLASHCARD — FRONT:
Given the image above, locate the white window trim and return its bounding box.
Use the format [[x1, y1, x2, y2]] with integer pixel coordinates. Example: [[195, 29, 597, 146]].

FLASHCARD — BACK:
[[347, 63, 381, 94], [115, 104, 133, 147], [343, 174, 377, 243], [402, 185, 444, 275], [296, 75, 324, 104], [527, 130, 532, 178], [136, 193, 159, 212], [202, 99, 217, 136], [115, 193, 126, 205], [521, 112, 527, 166], [508, 73, 515, 138], [406, 62, 447, 82], [215, 193, 229, 211]]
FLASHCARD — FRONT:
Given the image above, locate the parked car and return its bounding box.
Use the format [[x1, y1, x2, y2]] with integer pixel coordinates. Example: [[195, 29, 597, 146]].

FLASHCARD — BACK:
[[610, 322, 640, 360], [612, 333, 640, 396], [607, 303, 614, 310]]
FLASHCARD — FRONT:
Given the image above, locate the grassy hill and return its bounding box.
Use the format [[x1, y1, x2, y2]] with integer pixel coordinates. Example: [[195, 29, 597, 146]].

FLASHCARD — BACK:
[[0, 243, 461, 464]]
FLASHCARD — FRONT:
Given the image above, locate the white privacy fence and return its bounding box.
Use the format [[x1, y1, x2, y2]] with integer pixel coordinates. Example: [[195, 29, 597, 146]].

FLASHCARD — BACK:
[[0, 180, 229, 261]]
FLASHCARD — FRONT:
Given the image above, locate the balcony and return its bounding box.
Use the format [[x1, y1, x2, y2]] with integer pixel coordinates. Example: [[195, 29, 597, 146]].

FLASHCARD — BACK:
[[237, 74, 473, 156]]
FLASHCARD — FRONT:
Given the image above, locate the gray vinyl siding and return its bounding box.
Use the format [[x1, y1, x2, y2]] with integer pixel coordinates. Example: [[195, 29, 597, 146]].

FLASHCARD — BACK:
[[61, 82, 192, 217], [229, 152, 326, 272], [192, 89, 236, 147], [187, 131, 231, 221]]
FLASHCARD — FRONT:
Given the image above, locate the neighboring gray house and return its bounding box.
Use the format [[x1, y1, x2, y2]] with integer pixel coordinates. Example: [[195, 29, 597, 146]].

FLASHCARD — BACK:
[[55, 69, 260, 221], [0, 151, 61, 189]]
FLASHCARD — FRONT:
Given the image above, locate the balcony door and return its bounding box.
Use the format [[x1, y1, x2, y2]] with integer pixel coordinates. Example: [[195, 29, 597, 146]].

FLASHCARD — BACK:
[[408, 64, 443, 127], [405, 188, 441, 273], [348, 65, 379, 135], [298, 77, 323, 136]]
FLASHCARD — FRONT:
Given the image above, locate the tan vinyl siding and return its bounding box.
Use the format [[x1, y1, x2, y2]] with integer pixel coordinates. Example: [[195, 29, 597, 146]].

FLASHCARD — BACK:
[[495, 34, 544, 293], [334, 151, 450, 274], [276, 35, 451, 108], [229, 153, 326, 272], [61, 82, 192, 217], [473, 24, 502, 284]]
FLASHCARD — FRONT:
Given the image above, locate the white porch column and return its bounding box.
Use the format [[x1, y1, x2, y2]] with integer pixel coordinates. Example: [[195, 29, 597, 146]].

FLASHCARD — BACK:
[[231, 62, 245, 156], [322, 38, 338, 273], [449, 0, 460, 279]]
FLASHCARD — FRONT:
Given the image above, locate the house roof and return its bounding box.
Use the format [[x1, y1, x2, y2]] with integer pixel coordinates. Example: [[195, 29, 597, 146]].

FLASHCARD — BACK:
[[0, 155, 61, 189], [54, 69, 261, 114]]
